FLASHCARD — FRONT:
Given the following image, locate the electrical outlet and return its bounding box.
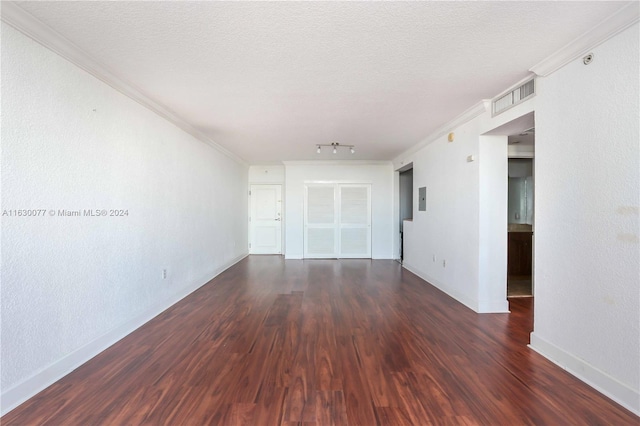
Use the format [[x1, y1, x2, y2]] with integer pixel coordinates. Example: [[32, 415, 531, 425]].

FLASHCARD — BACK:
[[442, 260, 446, 267], [162, 269, 167, 279]]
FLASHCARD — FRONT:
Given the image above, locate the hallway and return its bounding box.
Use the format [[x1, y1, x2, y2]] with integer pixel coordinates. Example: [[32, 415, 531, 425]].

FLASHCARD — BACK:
[[3, 257, 636, 425]]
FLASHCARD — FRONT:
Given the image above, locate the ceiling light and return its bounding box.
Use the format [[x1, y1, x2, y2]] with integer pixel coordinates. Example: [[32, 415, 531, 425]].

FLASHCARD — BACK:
[[315, 142, 356, 155]]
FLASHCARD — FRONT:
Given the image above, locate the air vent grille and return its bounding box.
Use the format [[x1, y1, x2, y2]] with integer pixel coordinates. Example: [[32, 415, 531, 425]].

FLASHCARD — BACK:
[[492, 79, 535, 116]]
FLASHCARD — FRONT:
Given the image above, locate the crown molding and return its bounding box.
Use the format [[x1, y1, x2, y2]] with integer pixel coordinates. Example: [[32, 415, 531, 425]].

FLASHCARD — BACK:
[[282, 160, 392, 166], [1, 1, 247, 166], [530, 2, 640, 77], [392, 100, 488, 164]]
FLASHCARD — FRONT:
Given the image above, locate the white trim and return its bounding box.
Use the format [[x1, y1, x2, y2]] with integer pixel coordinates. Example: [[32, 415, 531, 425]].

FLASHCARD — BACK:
[[476, 299, 510, 314], [404, 262, 509, 313], [284, 255, 303, 260], [393, 101, 488, 165], [0, 253, 249, 416], [248, 181, 285, 186], [282, 160, 392, 166], [402, 262, 478, 313], [303, 180, 373, 185], [0, 1, 246, 166], [530, 2, 640, 77], [396, 162, 414, 173], [529, 332, 640, 415]]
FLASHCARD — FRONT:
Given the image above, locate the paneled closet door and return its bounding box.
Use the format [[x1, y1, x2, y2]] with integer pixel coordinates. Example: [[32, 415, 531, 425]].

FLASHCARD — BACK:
[[339, 185, 371, 258], [304, 185, 337, 258], [304, 183, 371, 259]]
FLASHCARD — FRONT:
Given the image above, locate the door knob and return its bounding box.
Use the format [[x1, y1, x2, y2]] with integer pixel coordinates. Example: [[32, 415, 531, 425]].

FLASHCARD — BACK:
[[274, 218, 281, 221]]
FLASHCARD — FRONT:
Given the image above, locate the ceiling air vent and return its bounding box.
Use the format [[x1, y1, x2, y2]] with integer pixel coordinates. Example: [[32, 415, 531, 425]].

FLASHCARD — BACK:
[[492, 79, 535, 116]]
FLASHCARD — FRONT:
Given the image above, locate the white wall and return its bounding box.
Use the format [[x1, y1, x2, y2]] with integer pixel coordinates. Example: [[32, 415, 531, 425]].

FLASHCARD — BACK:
[[478, 135, 509, 312], [399, 119, 483, 310], [395, 104, 524, 313], [249, 165, 285, 184], [1, 24, 248, 413], [283, 162, 394, 259], [395, 21, 639, 414], [531, 23, 639, 413]]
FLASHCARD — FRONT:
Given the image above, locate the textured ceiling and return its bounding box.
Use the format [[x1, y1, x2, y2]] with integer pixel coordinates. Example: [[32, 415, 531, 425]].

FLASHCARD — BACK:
[[13, 1, 632, 163]]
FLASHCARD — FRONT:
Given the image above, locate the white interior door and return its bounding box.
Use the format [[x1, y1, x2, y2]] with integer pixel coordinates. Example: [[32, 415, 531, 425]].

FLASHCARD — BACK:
[[304, 183, 371, 258], [250, 184, 282, 254]]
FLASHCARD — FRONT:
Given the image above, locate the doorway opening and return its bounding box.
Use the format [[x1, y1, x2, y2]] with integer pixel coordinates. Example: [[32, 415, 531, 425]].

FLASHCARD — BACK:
[[507, 157, 534, 297], [398, 164, 413, 262], [483, 111, 535, 301]]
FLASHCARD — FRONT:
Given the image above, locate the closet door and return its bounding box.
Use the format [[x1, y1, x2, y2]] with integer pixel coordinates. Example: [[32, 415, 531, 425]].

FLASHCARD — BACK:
[[338, 185, 371, 258], [304, 185, 336, 258], [304, 183, 371, 259]]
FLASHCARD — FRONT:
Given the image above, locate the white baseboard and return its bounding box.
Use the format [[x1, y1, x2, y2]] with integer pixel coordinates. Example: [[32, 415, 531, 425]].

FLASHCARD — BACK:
[[530, 332, 640, 415], [477, 298, 510, 314], [284, 255, 393, 260], [402, 262, 509, 314], [402, 262, 479, 312], [0, 252, 248, 416]]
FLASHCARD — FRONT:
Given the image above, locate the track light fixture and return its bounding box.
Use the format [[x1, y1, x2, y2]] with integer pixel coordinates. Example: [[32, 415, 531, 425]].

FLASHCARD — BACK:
[[316, 142, 355, 155]]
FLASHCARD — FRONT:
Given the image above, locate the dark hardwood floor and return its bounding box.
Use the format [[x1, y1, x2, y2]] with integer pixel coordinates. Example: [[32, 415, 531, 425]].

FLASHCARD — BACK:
[[3, 257, 637, 425], [507, 276, 532, 298]]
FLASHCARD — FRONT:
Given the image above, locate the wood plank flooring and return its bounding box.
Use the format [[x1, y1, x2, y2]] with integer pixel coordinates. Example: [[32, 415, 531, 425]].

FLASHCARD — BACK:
[[507, 276, 532, 298], [3, 257, 638, 425]]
